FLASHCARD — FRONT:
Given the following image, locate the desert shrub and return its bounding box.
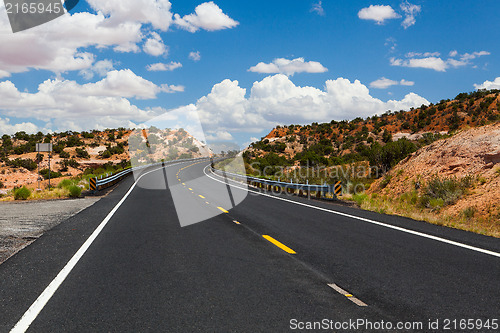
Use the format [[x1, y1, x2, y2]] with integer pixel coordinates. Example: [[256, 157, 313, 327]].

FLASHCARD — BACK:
[[179, 153, 192, 159], [57, 179, 73, 189], [0, 180, 3, 188], [75, 148, 90, 159], [423, 176, 474, 206], [59, 151, 70, 158], [418, 195, 444, 211], [352, 193, 368, 206], [68, 185, 82, 198], [461, 207, 476, 219], [14, 186, 31, 200], [7, 158, 37, 171], [40, 168, 62, 179], [60, 159, 80, 169], [100, 150, 112, 158], [380, 174, 392, 189], [64, 135, 83, 147], [400, 190, 418, 205]]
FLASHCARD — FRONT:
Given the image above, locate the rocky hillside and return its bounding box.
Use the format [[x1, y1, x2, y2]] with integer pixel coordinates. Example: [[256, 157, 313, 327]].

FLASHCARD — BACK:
[[0, 127, 208, 191], [245, 89, 500, 168], [368, 123, 500, 233]]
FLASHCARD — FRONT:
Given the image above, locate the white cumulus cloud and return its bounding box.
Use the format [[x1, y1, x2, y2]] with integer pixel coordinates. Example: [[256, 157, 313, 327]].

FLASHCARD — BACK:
[[0, 0, 235, 77], [390, 50, 490, 72], [146, 62, 183, 71], [79, 59, 115, 80], [358, 5, 400, 25], [175, 74, 428, 135], [0, 117, 41, 135], [0, 69, 183, 131], [206, 131, 234, 141], [85, 0, 174, 31], [248, 58, 328, 76], [400, 1, 421, 29], [174, 1, 239, 32], [143, 32, 167, 56], [0, 1, 173, 76], [474, 77, 500, 90], [390, 56, 448, 72], [189, 51, 201, 62], [370, 77, 415, 89]]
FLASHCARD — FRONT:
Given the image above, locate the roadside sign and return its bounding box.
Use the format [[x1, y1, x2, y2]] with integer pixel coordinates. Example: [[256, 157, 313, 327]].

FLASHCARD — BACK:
[[89, 178, 97, 191], [334, 181, 342, 196], [36, 143, 53, 152]]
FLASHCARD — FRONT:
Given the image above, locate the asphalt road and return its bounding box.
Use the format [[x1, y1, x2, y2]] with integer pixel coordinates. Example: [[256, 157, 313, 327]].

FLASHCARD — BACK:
[[1, 159, 499, 332]]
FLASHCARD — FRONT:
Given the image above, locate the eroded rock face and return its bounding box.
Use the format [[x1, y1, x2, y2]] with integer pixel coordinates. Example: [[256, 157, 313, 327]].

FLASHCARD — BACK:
[[370, 123, 500, 222]]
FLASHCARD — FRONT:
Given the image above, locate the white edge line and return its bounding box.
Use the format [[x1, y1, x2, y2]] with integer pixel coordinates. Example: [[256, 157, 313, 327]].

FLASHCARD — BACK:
[[203, 165, 500, 259], [10, 162, 186, 333]]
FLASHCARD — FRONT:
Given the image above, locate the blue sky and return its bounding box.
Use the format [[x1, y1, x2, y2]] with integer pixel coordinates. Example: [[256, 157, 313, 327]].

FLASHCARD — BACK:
[[0, 0, 499, 146]]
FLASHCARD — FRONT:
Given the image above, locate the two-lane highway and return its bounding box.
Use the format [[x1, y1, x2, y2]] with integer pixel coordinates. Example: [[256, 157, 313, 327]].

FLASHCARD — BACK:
[[1, 159, 499, 332]]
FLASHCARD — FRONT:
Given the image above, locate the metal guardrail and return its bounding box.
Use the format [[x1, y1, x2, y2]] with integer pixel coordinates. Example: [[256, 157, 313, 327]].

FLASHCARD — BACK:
[[211, 167, 341, 200], [90, 158, 207, 191]]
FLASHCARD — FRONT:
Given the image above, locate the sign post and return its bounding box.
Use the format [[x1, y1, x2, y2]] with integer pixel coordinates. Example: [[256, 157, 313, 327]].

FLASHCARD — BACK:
[[36, 143, 53, 189]]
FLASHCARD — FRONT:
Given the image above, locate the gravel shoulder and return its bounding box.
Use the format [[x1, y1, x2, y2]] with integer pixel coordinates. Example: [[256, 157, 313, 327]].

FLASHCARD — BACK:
[[0, 198, 100, 264]]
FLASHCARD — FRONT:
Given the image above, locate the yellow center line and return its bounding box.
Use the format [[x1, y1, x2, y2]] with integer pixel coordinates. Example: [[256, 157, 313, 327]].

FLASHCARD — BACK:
[[262, 235, 296, 254], [205, 201, 210, 204], [199, 195, 205, 199], [217, 207, 229, 213]]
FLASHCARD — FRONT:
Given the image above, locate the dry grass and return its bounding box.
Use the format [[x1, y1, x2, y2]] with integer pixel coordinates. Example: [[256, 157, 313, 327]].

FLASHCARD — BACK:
[[345, 192, 500, 238], [0, 179, 88, 202]]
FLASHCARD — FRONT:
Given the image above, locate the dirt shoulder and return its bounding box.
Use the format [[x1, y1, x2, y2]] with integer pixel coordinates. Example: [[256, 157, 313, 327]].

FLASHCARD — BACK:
[[0, 197, 100, 264]]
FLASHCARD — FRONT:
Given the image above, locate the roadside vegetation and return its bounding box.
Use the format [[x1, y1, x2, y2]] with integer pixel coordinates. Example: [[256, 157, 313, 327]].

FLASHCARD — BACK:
[[346, 175, 500, 237], [0, 160, 131, 201]]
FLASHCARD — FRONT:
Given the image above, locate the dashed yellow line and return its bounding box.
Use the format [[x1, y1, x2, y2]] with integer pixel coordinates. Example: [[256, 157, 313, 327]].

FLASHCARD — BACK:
[[262, 235, 296, 254], [188, 188, 193, 191], [199, 195, 205, 199], [327, 284, 367, 307], [217, 207, 229, 213]]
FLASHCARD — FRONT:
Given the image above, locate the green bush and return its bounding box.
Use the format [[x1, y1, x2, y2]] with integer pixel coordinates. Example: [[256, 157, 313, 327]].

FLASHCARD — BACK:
[[75, 148, 90, 159], [352, 193, 368, 206], [380, 174, 392, 189], [7, 158, 37, 171], [400, 190, 418, 205], [68, 185, 82, 198], [59, 151, 70, 158], [57, 179, 73, 189], [14, 186, 31, 200], [100, 150, 112, 158], [423, 176, 473, 206], [40, 168, 62, 179]]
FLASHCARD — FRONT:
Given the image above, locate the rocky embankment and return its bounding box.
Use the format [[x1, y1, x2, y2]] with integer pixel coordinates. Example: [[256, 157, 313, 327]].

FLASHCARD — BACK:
[[370, 123, 500, 229]]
